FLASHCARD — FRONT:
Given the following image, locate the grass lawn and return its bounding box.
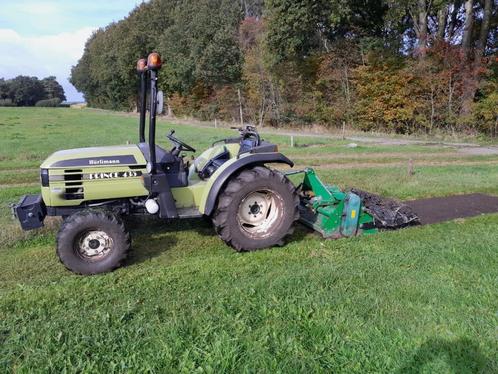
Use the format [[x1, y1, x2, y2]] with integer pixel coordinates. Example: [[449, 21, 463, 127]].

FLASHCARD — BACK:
[[0, 108, 497, 372]]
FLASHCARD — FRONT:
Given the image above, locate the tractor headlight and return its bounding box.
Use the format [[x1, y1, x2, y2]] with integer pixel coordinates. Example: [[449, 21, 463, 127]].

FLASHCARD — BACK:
[[40, 169, 49, 187]]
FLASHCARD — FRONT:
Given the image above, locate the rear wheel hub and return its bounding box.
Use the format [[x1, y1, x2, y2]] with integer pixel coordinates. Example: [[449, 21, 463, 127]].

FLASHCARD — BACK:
[[237, 190, 280, 237]]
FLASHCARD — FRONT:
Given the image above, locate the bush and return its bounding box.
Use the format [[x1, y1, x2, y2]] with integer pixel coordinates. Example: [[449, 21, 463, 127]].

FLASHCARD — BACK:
[[353, 63, 423, 133], [471, 91, 498, 136], [0, 99, 15, 107], [35, 98, 62, 107]]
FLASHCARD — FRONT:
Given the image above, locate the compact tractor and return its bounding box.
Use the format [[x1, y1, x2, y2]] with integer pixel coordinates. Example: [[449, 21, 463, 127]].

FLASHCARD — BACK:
[[12, 53, 418, 275]]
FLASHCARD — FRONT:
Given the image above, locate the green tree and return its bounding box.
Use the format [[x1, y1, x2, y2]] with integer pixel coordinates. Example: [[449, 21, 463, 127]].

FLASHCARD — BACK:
[[42, 76, 66, 101], [0, 78, 10, 100], [264, 0, 332, 65], [9, 76, 46, 106], [70, 30, 102, 107], [158, 0, 242, 94]]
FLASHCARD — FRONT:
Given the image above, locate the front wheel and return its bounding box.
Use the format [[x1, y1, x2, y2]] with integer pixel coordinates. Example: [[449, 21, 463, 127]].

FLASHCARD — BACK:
[[56, 210, 131, 275], [212, 166, 299, 251]]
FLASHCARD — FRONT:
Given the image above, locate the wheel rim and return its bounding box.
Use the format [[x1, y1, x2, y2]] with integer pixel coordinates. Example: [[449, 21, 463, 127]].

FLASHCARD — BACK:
[[237, 189, 282, 238], [76, 230, 113, 260]]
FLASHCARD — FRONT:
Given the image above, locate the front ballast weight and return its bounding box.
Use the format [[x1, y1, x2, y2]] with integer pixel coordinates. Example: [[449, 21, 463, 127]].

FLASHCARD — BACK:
[[289, 168, 419, 239]]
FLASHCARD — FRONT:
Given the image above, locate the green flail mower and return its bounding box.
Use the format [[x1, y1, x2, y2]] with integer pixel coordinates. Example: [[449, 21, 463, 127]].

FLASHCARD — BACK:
[[12, 53, 418, 275], [290, 168, 417, 238]]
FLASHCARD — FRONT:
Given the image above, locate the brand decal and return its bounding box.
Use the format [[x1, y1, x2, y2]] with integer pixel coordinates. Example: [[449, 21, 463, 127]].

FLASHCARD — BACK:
[[89, 159, 121, 165], [51, 155, 138, 167], [87, 171, 142, 180]]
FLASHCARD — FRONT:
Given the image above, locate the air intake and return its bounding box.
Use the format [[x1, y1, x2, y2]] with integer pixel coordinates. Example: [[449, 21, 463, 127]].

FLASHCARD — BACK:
[[63, 169, 84, 200]]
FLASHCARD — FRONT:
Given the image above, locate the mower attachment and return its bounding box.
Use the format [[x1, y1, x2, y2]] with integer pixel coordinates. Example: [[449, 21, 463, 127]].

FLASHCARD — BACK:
[[289, 168, 419, 239], [290, 168, 377, 238]]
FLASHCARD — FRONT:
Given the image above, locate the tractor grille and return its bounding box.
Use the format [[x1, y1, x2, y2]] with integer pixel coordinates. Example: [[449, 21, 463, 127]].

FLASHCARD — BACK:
[[63, 169, 84, 200]]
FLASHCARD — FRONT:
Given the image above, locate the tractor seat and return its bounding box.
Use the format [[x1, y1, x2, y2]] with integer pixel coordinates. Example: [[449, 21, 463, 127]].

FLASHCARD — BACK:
[[194, 145, 226, 171], [194, 144, 230, 180]]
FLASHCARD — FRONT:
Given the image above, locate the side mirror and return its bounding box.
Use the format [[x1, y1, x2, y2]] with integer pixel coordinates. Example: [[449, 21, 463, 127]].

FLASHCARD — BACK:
[[156, 90, 164, 115]]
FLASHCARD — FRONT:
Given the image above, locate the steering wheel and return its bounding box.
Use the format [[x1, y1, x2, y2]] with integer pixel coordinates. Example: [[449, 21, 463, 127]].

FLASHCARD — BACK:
[[166, 130, 196, 153]]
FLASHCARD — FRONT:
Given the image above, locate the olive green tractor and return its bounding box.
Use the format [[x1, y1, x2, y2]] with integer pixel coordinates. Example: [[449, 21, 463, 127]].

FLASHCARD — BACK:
[[12, 53, 417, 275]]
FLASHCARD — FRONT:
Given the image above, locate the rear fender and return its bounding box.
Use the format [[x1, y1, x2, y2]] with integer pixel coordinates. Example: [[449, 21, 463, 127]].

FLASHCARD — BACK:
[[199, 153, 294, 215]]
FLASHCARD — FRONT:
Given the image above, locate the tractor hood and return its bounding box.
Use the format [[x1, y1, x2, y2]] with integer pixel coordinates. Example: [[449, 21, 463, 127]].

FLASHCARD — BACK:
[[40, 144, 147, 169]]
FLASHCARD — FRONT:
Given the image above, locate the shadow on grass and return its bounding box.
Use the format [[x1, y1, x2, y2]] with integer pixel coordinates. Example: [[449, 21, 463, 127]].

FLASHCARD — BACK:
[[398, 337, 493, 373], [123, 216, 313, 266], [290, 223, 315, 243], [123, 216, 214, 266]]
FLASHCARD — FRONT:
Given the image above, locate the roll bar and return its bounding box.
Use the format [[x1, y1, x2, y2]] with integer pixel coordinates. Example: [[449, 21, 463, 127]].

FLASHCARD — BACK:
[[148, 69, 158, 174], [136, 53, 162, 174], [138, 69, 147, 143]]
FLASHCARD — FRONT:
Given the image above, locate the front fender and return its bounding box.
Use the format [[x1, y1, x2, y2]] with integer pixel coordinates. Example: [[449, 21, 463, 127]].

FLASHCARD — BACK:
[[199, 153, 294, 216]]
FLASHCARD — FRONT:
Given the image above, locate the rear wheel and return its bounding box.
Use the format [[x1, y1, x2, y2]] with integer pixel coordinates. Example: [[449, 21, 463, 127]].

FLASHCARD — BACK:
[[56, 210, 130, 275], [212, 166, 299, 251]]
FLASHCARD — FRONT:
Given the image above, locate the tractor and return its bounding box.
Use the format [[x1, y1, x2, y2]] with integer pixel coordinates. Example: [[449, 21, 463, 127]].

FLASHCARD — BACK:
[[12, 53, 418, 275]]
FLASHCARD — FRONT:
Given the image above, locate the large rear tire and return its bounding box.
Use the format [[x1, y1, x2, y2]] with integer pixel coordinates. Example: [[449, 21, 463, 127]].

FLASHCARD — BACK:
[[212, 166, 299, 251], [56, 210, 131, 275]]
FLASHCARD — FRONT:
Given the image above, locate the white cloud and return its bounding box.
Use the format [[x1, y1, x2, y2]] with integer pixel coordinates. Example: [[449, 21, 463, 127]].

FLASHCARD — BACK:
[[0, 0, 145, 101], [0, 27, 95, 101], [0, 1, 144, 36]]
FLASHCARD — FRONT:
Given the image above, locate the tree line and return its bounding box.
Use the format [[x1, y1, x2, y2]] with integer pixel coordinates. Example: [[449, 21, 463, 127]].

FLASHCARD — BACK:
[[71, 0, 497, 136], [0, 76, 66, 107]]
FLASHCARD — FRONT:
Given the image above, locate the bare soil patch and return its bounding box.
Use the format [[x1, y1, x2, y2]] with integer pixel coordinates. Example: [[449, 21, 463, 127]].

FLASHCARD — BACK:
[[405, 193, 498, 225]]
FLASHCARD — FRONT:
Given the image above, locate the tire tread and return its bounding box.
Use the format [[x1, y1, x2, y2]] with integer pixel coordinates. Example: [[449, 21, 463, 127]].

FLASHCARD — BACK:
[[212, 166, 299, 251], [56, 209, 131, 275]]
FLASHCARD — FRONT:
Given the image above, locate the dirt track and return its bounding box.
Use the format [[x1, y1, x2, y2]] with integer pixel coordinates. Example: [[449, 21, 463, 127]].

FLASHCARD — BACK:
[[293, 159, 498, 170]]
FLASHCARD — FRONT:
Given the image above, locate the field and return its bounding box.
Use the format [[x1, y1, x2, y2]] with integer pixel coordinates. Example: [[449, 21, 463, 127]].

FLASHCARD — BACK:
[[1, 108, 497, 372]]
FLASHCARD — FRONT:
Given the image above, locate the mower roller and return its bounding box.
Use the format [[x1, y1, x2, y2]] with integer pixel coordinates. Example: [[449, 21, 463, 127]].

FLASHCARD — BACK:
[[12, 52, 418, 275]]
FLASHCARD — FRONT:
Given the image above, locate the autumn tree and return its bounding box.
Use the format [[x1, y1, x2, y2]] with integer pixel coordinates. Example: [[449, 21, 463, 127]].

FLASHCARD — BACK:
[[69, 0, 498, 135]]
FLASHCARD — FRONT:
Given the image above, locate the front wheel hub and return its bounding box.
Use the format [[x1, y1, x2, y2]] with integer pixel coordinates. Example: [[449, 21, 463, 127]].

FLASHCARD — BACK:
[[77, 230, 113, 260]]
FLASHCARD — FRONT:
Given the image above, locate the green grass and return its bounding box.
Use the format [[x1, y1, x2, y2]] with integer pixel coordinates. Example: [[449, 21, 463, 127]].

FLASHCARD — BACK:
[[0, 107, 497, 372]]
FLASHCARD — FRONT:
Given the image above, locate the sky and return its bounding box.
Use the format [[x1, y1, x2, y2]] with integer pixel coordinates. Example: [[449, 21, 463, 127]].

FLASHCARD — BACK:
[[0, 0, 145, 102]]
